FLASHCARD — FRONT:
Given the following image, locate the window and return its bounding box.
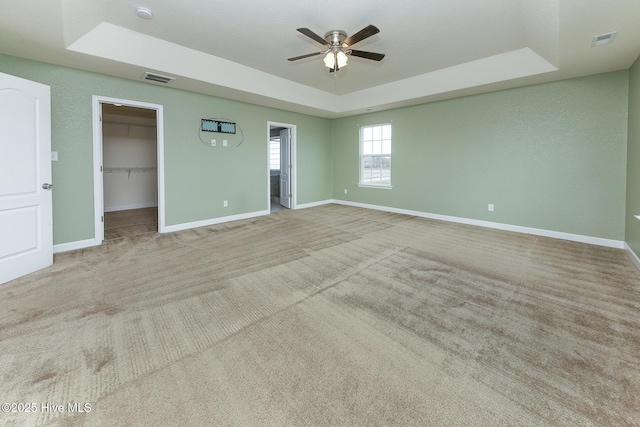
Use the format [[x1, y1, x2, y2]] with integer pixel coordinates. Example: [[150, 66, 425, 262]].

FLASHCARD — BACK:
[[360, 123, 392, 187], [269, 138, 280, 170]]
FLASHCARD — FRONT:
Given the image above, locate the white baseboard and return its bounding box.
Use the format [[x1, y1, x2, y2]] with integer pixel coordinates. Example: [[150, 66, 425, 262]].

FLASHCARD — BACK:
[[163, 209, 270, 233], [331, 199, 625, 249], [54, 238, 100, 254], [54, 210, 270, 253], [625, 243, 640, 271], [104, 203, 158, 213], [296, 199, 333, 210], [52, 201, 631, 255]]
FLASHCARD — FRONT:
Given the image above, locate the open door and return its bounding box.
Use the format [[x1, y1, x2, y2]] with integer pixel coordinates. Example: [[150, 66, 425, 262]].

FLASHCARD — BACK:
[[0, 72, 52, 285], [279, 128, 291, 209]]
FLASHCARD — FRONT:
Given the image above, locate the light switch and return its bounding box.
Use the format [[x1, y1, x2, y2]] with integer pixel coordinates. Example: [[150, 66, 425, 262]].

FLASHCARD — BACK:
[[223, 140, 227, 147], [51, 151, 58, 161]]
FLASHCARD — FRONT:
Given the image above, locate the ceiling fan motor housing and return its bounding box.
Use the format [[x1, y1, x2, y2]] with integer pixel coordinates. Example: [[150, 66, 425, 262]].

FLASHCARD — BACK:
[[325, 30, 348, 47]]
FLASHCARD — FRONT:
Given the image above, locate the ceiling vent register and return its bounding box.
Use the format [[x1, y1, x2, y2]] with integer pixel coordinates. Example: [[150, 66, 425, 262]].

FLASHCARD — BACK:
[[592, 32, 617, 47], [143, 72, 176, 84]]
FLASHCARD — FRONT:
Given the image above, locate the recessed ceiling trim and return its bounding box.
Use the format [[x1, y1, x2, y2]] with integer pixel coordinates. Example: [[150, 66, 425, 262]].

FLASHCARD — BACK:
[[329, 48, 558, 113], [67, 22, 337, 112], [68, 23, 557, 116]]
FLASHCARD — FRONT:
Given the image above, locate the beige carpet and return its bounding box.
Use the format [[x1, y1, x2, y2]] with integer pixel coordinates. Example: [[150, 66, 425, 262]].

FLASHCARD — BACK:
[[103, 207, 158, 241], [0, 204, 639, 426]]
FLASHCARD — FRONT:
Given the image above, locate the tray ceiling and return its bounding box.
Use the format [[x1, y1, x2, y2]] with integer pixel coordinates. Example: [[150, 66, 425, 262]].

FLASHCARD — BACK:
[[1, 0, 639, 118]]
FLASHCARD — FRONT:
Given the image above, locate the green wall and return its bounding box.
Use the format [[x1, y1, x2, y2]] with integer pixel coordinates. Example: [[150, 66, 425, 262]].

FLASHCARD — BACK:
[[332, 71, 629, 241], [627, 58, 640, 254], [0, 54, 332, 245], [0, 53, 633, 247]]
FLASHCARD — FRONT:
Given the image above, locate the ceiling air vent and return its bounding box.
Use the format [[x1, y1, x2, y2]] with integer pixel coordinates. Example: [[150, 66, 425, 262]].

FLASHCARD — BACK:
[[143, 72, 176, 84], [592, 32, 617, 47]]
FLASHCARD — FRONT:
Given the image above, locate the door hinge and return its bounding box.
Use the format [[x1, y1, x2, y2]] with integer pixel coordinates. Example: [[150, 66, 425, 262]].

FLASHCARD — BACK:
[[100, 165, 103, 172], [289, 193, 292, 198], [101, 216, 104, 222]]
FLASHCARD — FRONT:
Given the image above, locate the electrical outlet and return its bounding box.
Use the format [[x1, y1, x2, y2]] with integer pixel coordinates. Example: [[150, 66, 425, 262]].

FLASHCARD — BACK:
[[223, 200, 228, 208], [223, 140, 227, 147], [488, 203, 494, 212], [344, 188, 348, 194], [51, 151, 58, 161], [211, 139, 216, 147]]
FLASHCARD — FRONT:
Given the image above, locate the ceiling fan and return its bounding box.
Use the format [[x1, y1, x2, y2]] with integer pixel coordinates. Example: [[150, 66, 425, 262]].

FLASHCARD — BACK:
[[287, 25, 385, 72]]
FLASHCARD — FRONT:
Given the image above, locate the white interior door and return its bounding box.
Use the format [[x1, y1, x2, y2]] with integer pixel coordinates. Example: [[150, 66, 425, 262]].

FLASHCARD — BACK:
[[279, 128, 291, 208], [0, 72, 52, 285]]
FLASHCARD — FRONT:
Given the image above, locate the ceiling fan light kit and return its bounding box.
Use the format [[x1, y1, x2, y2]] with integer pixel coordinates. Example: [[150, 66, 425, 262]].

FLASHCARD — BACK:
[[324, 49, 349, 69], [288, 25, 385, 73]]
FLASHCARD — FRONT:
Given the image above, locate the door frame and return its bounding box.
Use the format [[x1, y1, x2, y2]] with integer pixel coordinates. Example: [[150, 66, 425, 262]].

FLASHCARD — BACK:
[[267, 121, 297, 211], [92, 96, 165, 244]]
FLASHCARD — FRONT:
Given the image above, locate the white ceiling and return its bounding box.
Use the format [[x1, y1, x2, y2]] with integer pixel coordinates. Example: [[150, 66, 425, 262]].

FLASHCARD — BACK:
[[2, 0, 640, 118]]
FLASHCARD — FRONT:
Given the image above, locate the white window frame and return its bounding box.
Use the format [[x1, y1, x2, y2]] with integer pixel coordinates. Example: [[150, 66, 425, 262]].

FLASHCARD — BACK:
[[358, 123, 392, 189]]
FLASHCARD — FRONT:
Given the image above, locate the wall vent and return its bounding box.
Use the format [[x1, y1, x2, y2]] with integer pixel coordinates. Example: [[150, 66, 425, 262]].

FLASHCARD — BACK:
[[143, 72, 176, 84], [592, 32, 617, 47]]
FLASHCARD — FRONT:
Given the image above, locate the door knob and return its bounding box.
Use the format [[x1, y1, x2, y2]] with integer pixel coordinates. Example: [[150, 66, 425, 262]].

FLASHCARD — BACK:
[[42, 183, 53, 190]]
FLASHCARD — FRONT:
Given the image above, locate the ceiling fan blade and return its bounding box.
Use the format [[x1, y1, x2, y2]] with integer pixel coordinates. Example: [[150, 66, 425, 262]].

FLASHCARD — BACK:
[[343, 25, 380, 47], [288, 51, 323, 61], [349, 49, 385, 61], [296, 28, 328, 46]]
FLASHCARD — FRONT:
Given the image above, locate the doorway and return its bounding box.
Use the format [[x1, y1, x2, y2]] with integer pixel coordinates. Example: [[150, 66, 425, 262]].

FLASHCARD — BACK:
[[92, 96, 165, 245], [267, 122, 296, 213]]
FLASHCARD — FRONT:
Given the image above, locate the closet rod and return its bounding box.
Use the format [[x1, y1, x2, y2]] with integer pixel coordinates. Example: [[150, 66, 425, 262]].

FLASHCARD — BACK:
[[102, 120, 157, 128], [103, 167, 157, 172]]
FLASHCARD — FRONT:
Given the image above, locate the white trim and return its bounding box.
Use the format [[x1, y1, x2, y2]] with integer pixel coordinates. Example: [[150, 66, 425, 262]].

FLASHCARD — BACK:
[[359, 123, 393, 188], [266, 121, 297, 211], [104, 203, 158, 213], [52, 200, 633, 257], [357, 184, 393, 190], [163, 210, 270, 233], [296, 200, 333, 210], [92, 97, 104, 243], [625, 243, 640, 271], [54, 238, 99, 254], [92, 96, 166, 245], [331, 199, 625, 249], [53, 209, 269, 252]]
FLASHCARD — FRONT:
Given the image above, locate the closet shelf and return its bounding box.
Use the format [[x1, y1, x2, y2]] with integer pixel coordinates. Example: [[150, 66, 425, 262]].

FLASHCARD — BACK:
[[104, 167, 157, 179], [103, 121, 156, 128]]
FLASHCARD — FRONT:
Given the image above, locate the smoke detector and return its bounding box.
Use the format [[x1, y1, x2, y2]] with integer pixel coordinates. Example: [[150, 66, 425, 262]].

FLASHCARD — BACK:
[[136, 7, 153, 20]]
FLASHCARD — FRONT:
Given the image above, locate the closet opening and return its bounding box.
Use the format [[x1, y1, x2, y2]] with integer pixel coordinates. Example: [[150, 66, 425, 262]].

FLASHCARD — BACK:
[[101, 103, 158, 240]]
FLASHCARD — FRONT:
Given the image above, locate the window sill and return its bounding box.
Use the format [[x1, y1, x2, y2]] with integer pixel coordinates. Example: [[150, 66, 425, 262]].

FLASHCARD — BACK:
[[357, 184, 393, 190]]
